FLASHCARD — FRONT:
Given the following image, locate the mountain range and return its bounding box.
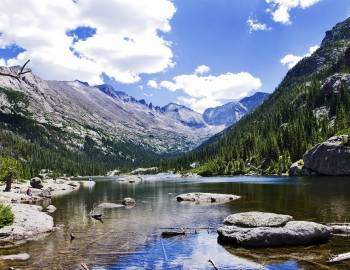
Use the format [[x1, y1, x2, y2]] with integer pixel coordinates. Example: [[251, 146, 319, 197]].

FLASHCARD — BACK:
[[0, 66, 267, 175], [164, 16, 350, 176]]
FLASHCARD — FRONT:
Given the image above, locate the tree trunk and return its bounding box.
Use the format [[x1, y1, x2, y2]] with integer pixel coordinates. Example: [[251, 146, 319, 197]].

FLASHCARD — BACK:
[[3, 171, 14, 192]]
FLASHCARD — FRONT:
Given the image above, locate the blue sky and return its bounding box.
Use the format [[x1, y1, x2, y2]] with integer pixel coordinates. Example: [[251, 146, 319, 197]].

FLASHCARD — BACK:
[[0, 0, 349, 112]]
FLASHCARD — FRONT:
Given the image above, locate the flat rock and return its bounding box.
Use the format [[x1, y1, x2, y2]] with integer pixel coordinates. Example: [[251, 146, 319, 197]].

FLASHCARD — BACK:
[[224, 212, 293, 227], [0, 253, 30, 261], [176, 192, 240, 203], [218, 221, 331, 247], [97, 203, 124, 209], [0, 204, 53, 245]]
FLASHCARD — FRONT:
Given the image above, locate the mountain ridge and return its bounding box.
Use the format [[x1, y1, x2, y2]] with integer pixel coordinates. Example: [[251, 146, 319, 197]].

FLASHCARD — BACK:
[[160, 16, 350, 176]]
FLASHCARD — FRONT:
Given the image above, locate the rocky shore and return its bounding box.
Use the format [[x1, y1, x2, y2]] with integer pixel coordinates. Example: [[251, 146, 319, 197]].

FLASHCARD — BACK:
[[289, 135, 350, 176], [0, 178, 88, 247]]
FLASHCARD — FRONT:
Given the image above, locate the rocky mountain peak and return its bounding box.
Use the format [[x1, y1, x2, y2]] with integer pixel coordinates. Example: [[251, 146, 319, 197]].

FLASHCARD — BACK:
[[322, 17, 350, 46]]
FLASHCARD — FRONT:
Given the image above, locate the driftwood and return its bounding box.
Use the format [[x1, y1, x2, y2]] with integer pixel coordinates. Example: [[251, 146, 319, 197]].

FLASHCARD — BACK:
[[208, 259, 219, 270], [0, 60, 31, 82], [80, 263, 89, 270], [328, 252, 350, 263], [161, 230, 185, 238]]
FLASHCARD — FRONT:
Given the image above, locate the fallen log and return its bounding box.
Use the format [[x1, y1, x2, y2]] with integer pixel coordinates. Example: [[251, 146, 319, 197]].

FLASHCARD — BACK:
[[328, 252, 350, 263], [161, 230, 185, 238]]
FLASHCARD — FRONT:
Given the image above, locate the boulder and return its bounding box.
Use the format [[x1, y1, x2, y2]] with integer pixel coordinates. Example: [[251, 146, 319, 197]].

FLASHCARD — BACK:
[[288, 160, 304, 176], [218, 212, 331, 247], [218, 221, 331, 247], [224, 212, 293, 227], [39, 189, 51, 198], [176, 192, 240, 203], [46, 205, 57, 213], [303, 135, 350, 175], [30, 177, 43, 189], [122, 197, 136, 206], [97, 203, 124, 209]]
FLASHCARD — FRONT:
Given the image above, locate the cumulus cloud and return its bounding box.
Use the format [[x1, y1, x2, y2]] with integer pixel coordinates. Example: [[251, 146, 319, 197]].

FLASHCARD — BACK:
[[147, 80, 158, 89], [158, 66, 262, 113], [194, 65, 210, 75], [266, 0, 321, 24], [0, 0, 176, 84], [247, 17, 271, 33], [280, 45, 319, 69]]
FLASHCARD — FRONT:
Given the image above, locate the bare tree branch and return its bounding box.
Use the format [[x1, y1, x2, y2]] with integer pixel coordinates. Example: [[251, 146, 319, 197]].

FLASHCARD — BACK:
[[0, 60, 31, 82]]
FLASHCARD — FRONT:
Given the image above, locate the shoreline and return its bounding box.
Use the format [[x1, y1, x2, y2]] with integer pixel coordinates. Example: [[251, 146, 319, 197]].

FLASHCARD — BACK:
[[0, 178, 93, 248]]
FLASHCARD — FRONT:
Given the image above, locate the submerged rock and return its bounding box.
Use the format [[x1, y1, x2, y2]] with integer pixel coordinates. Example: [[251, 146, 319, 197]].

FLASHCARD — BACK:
[[176, 193, 240, 203], [97, 203, 124, 209], [218, 212, 331, 247], [224, 212, 293, 227]]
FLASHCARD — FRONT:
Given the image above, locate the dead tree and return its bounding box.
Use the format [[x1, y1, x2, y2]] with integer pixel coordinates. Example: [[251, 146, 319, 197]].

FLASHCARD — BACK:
[[0, 60, 31, 82]]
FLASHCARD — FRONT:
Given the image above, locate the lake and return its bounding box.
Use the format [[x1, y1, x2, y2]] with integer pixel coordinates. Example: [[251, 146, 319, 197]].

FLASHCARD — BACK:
[[1, 176, 350, 269]]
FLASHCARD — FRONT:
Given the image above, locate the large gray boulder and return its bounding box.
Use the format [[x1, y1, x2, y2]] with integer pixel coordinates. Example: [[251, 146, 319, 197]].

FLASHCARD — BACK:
[[30, 177, 43, 189], [224, 212, 293, 227], [176, 192, 240, 203], [218, 221, 331, 247], [303, 135, 350, 175]]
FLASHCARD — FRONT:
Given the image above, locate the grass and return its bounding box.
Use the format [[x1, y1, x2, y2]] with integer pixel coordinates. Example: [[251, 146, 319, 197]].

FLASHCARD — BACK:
[[0, 204, 14, 228]]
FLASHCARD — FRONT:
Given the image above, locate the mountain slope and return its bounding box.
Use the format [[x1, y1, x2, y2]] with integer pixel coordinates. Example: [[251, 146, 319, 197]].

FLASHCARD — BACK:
[[161, 17, 350, 175], [203, 92, 269, 127], [0, 69, 222, 175], [161, 103, 208, 128]]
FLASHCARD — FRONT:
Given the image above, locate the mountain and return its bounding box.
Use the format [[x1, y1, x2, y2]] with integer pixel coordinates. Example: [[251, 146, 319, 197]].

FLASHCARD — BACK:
[[161, 17, 350, 176], [203, 92, 269, 127], [240, 92, 270, 112], [0, 69, 221, 175], [161, 103, 207, 128]]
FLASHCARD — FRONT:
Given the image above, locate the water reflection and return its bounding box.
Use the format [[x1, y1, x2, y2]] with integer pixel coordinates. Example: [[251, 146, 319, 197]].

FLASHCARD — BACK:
[[0, 176, 350, 269]]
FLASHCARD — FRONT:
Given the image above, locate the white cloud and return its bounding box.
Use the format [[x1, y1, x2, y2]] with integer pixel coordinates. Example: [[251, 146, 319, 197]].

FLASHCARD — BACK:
[[266, 0, 321, 24], [0, 0, 176, 84], [158, 65, 262, 113], [280, 45, 319, 69], [194, 65, 210, 75], [147, 80, 158, 89], [247, 17, 271, 33]]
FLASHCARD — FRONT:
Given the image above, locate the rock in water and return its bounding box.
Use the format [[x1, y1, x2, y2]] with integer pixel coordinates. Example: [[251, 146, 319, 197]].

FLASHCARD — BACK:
[[122, 197, 136, 206], [0, 253, 30, 261], [30, 177, 43, 189], [303, 135, 350, 175], [176, 193, 240, 203], [224, 212, 293, 227], [218, 212, 331, 247], [97, 203, 124, 209], [46, 205, 57, 213]]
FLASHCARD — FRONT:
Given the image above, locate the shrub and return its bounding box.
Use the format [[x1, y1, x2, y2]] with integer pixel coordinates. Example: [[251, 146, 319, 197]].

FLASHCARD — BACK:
[[0, 204, 14, 228]]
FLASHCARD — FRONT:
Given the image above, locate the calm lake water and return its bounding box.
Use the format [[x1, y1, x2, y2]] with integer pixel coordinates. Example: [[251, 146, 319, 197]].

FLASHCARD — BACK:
[[1, 176, 350, 270]]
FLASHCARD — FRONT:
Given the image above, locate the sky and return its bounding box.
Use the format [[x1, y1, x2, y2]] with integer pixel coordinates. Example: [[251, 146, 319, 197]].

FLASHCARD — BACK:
[[0, 0, 349, 113]]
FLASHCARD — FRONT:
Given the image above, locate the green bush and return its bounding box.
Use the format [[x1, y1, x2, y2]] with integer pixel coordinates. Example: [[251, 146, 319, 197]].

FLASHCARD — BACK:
[[0, 204, 14, 228]]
